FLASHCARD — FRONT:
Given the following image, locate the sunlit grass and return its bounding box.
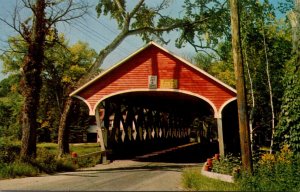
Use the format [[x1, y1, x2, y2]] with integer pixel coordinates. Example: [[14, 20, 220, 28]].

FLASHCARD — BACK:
[[70, 143, 101, 155], [37, 142, 101, 156], [182, 166, 238, 191]]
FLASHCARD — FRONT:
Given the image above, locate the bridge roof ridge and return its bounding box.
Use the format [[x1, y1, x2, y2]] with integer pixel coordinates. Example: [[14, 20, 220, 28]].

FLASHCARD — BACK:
[[70, 41, 236, 97]]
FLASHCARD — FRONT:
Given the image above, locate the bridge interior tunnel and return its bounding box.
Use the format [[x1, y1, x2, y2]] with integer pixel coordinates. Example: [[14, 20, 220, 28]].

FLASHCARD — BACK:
[[97, 91, 219, 162], [222, 100, 240, 155]]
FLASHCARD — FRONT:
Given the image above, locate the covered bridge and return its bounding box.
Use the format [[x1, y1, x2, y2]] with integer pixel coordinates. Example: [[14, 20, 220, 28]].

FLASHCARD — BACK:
[[70, 42, 239, 159]]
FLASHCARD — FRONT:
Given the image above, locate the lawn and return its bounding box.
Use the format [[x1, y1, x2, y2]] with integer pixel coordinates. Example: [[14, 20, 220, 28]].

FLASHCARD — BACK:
[[37, 142, 101, 155], [182, 165, 239, 191]]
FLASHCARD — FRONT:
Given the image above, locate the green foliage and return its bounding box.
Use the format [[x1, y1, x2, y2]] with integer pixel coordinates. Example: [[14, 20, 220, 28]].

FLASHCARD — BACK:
[[0, 139, 20, 164], [0, 142, 101, 179], [276, 56, 300, 152], [69, 143, 101, 155], [34, 147, 61, 173], [0, 34, 96, 143], [236, 145, 300, 191], [96, 0, 171, 41], [176, 0, 230, 51], [212, 154, 241, 176], [0, 162, 39, 179], [239, 0, 292, 149], [76, 153, 101, 168], [56, 158, 76, 172], [0, 75, 23, 140], [193, 51, 235, 87], [182, 166, 238, 191]]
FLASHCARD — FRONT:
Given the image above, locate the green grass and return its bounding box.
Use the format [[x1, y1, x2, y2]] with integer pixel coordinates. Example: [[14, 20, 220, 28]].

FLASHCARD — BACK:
[[0, 142, 102, 179], [37, 142, 101, 155], [69, 143, 101, 155], [0, 162, 39, 179], [182, 166, 239, 191]]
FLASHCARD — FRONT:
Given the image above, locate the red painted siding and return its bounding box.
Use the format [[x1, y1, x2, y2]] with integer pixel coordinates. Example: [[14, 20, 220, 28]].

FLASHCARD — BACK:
[[78, 45, 236, 112]]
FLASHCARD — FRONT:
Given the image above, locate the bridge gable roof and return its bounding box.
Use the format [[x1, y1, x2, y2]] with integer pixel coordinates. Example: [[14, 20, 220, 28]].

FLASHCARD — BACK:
[[70, 41, 236, 116]]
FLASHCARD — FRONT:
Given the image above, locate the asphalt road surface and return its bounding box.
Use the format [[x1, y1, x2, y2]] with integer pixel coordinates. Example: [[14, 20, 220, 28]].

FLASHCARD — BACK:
[[0, 143, 215, 191]]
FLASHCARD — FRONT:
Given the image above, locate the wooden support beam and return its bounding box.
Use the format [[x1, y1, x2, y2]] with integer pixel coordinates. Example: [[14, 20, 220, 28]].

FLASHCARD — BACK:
[[95, 105, 107, 163], [217, 118, 225, 156]]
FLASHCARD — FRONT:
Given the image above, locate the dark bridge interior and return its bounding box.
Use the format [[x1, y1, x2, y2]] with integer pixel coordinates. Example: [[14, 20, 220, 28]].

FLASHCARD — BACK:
[[98, 91, 224, 163]]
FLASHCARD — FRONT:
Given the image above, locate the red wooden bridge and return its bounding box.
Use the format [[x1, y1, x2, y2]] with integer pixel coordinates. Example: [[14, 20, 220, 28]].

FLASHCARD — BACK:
[[70, 42, 238, 161]]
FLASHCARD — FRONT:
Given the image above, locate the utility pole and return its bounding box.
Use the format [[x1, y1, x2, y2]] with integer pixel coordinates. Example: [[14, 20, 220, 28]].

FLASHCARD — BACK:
[[229, 0, 253, 173]]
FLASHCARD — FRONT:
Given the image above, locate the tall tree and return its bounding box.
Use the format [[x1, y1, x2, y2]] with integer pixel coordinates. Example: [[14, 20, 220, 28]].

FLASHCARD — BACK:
[[240, 1, 292, 151], [1, 35, 96, 143], [0, 0, 88, 160], [18, 0, 47, 159], [276, 0, 300, 152], [230, 0, 253, 173]]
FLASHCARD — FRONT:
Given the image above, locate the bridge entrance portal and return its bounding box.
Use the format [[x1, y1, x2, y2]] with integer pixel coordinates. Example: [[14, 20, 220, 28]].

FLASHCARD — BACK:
[[70, 42, 237, 162]]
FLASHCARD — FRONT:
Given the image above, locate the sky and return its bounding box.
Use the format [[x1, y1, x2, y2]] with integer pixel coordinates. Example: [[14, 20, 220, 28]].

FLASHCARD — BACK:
[[0, 0, 194, 80], [0, 0, 287, 80]]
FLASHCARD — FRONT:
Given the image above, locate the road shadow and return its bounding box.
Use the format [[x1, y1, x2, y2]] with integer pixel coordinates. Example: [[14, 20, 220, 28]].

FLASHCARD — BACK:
[[60, 163, 201, 178], [110, 142, 219, 164]]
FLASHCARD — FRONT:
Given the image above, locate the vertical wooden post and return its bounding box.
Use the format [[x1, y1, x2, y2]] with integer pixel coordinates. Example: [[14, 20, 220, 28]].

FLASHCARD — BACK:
[[95, 106, 107, 163], [230, 0, 253, 173], [217, 118, 225, 156]]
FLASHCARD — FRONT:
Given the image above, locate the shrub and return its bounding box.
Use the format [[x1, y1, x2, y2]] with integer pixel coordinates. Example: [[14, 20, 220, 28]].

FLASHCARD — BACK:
[[56, 159, 76, 172], [32, 147, 58, 173], [76, 152, 101, 168], [0, 142, 101, 179], [0, 139, 20, 164], [212, 153, 241, 175], [0, 162, 39, 179], [236, 145, 300, 191], [33, 147, 78, 173]]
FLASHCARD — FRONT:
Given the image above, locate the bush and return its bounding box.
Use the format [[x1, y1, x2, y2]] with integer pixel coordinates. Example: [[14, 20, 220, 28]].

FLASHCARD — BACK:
[[56, 159, 76, 172], [33, 147, 78, 173], [0, 139, 20, 164], [76, 152, 101, 168], [0, 162, 39, 179], [0, 142, 101, 179], [27, 147, 60, 173], [212, 153, 241, 175], [236, 145, 300, 191]]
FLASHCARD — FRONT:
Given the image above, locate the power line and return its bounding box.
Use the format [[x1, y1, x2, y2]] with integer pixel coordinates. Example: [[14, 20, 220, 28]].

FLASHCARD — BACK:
[[76, 17, 138, 56], [86, 13, 141, 49], [72, 22, 130, 58]]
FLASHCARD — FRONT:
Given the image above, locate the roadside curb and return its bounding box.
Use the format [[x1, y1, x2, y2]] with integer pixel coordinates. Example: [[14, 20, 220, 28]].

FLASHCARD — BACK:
[[201, 163, 234, 183]]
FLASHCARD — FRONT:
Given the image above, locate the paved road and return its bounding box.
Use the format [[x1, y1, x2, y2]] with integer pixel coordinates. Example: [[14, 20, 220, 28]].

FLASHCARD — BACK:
[[0, 143, 212, 191]]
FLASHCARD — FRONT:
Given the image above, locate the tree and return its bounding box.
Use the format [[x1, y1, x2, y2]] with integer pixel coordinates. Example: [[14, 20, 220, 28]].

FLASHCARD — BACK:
[[230, 0, 253, 173], [0, 34, 97, 142], [276, 0, 300, 152], [40, 37, 97, 142], [239, 1, 292, 152], [0, 75, 22, 140], [192, 42, 235, 87], [57, 0, 232, 157], [17, 0, 47, 159], [0, 0, 88, 160]]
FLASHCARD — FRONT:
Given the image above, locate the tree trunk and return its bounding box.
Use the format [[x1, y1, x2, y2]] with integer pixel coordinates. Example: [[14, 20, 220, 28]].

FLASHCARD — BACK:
[[261, 24, 275, 154], [244, 51, 255, 152], [20, 0, 46, 160], [230, 0, 253, 173], [57, 17, 133, 157], [57, 96, 73, 158]]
